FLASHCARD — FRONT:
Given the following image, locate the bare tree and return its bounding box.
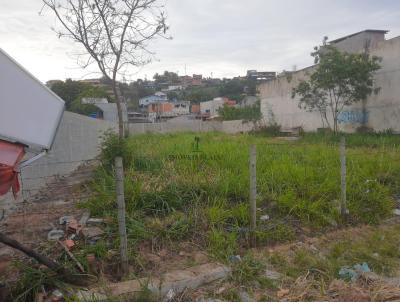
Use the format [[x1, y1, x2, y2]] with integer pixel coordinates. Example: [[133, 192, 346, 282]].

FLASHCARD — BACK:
[[42, 0, 170, 138]]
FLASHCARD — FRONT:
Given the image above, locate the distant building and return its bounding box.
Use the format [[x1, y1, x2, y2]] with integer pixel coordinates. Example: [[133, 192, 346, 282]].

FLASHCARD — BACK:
[[127, 111, 152, 123], [81, 97, 108, 105], [147, 101, 190, 120], [92, 103, 128, 123], [200, 97, 236, 118], [238, 96, 258, 108], [191, 104, 201, 114], [162, 85, 183, 92], [172, 101, 190, 115], [246, 70, 276, 81], [139, 92, 168, 107], [192, 74, 203, 86], [258, 29, 400, 133]]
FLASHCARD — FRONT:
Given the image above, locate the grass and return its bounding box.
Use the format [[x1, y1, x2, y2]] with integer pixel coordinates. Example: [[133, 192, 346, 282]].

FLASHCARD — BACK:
[[265, 224, 400, 283], [80, 131, 399, 263], [10, 131, 400, 301]]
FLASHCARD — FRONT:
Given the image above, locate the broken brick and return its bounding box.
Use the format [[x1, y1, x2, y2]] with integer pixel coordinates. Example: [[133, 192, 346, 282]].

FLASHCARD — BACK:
[[62, 239, 75, 250]]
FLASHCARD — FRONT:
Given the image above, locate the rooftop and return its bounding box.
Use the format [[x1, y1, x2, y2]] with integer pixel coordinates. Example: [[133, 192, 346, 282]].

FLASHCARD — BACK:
[[329, 29, 388, 43]]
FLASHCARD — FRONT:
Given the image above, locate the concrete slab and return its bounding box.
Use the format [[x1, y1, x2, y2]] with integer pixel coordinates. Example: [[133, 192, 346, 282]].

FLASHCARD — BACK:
[[85, 262, 231, 301]]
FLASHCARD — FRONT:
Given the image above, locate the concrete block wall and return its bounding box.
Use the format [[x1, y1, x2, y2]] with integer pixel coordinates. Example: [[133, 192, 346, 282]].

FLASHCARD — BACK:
[[259, 35, 400, 133], [127, 120, 253, 135], [20, 111, 117, 198], [0, 114, 254, 218], [0, 111, 117, 217]]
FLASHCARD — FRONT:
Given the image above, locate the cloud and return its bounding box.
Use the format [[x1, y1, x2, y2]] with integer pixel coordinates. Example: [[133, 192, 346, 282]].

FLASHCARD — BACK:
[[0, 0, 399, 82]]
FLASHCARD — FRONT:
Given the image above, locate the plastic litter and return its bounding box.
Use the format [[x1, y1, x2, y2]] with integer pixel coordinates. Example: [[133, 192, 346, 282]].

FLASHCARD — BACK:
[[339, 262, 371, 282], [229, 255, 242, 263]]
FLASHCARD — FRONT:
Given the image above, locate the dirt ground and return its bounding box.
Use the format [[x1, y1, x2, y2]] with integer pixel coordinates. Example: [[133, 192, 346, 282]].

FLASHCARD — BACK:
[[2, 165, 400, 301]]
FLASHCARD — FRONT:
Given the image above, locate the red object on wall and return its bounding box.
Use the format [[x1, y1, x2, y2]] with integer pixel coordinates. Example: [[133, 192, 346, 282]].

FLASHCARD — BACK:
[[0, 140, 25, 197]]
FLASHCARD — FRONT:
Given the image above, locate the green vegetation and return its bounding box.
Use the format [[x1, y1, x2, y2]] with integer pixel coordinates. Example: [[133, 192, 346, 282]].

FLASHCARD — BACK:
[[267, 224, 400, 282], [79, 132, 399, 264], [51, 79, 111, 112], [292, 41, 381, 133], [218, 101, 261, 121]]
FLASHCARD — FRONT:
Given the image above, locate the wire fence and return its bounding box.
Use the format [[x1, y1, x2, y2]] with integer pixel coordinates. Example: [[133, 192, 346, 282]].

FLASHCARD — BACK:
[[1, 133, 400, 250]]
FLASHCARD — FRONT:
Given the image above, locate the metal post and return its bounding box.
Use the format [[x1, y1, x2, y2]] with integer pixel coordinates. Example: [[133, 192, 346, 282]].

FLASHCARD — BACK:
[[115, 156, 128, 274], [249, 145, 257, 246], [340, 136, 348, 218]]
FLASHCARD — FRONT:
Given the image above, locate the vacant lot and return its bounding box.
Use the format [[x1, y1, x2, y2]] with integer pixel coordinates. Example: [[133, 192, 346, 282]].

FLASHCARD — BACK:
[[83, 132, 400, 258], [10, 132, 400, 301]]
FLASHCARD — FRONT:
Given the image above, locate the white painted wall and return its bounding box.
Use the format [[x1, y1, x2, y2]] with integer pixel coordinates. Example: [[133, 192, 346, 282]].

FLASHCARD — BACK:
[[200, 98, 225, 116]]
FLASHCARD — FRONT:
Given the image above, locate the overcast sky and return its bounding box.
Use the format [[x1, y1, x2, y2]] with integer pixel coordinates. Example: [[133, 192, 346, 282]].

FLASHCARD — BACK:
[[1, 0, 400, 83]]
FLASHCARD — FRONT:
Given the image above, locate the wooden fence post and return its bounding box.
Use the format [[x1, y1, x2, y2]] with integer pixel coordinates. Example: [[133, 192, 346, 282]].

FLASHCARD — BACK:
[[340, 136, 348, 218], [115, 156, 128, 274], [249, 145, 257, 246]]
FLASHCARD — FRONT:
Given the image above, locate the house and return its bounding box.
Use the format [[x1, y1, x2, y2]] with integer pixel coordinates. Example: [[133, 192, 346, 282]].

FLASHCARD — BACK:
[[127, 111, 152, 123], [238, 96, 258, 108], [172, 101, 190, 115], [81, 97, 108, 105], [258, 29, 400, 132], [200, 97, 236, 118], [191, 104, 201, 114], [147, 102, 173, 120], [192, 74, 203, 86], [162, 85, 183, 92], [147, 101, 190, 120], [92, 103, 128, 123], [247, 70, 276, 81], [139, 92, 168, 108]]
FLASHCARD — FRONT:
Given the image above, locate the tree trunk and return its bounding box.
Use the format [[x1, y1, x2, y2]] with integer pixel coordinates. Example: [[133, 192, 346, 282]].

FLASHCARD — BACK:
[[112, 80, 124, 139], [0, 232, 90, 286]]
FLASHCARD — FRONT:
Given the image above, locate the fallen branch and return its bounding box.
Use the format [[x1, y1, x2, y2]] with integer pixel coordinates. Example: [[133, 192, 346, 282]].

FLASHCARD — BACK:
[[58, 240, 85, 273], [0, 232, 90, 286]]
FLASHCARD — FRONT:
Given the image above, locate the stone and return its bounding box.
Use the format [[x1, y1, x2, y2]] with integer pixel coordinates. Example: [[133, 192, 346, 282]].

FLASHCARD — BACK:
[[193, 252, 209, 264], [239, 291, 255, 302], [85, 262, 231, 300], [79, 211, 91, 226], [277, 288, 289, 298], [164, 289, 176, 301], [393, 209, 400, 216], [47, 229, 64, 241], [146, 253, 162, 264], [196, 296, 224, 302], [229, 255, 242, 263], [215, 286, 226, 294], [82, 226, 104, 239], [59, 216, 75, 225], [265, 269, 282, 280], [87, 218, 104, 225]]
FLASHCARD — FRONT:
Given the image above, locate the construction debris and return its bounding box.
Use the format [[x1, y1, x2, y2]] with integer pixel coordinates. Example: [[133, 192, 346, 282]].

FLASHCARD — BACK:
[[59, 216, 74, 225], [58, 240, 84, 273], [81, 262, 231, 301], [338, 262, 371, 282], [87, 218, 104, 225], [81, 226, 104, 241], [47, 229, 64, 241]]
